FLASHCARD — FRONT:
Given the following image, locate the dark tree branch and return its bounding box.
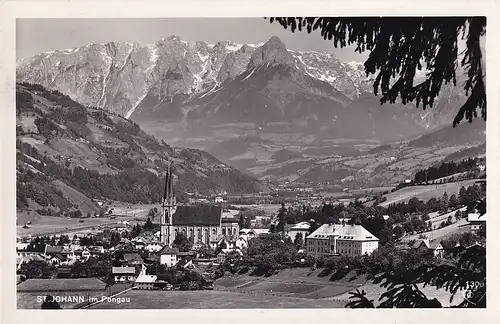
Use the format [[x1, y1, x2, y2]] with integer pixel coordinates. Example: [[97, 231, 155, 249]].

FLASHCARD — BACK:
[[268, 17, 486, 127]]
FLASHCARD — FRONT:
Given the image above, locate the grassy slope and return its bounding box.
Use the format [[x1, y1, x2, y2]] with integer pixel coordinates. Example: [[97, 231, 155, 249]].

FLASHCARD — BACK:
[[378, 179, 479, 207]]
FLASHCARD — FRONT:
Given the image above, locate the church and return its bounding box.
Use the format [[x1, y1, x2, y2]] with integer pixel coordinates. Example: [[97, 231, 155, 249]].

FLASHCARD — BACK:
[[160, 162, 239, 249], [166, 204, 239, 249]]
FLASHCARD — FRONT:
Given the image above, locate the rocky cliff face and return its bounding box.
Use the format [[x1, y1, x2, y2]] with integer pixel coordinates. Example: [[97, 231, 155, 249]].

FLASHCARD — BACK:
[[16, 36, 379, 118]]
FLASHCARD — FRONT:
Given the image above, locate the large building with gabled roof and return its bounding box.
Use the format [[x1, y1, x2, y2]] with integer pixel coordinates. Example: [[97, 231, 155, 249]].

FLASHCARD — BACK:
[[162, 204, 239, 249], [306, 223, 379, 258]]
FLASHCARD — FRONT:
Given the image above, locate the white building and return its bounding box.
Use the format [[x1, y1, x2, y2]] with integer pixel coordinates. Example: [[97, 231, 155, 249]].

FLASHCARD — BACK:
[[467, 213, 486, 231], [306, 224, 379, 258], [134, 265, 157, 290], [159, 247, 179, 267], [285, 222, 310, 241], [112, 266, 136, 282]]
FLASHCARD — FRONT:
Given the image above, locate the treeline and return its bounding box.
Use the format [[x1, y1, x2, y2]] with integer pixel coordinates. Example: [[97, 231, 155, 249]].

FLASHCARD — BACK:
[[271, 183, 484, 245], [386, 184, 483, 216], [413, 157, 484, 183]]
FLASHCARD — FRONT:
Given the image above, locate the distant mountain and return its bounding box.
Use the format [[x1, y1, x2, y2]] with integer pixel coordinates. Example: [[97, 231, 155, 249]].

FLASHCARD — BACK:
[[16, 83, 263, 216], [441, 143, 486, 163], [16, 35, 467, 142], [408, 120, 486, 148]]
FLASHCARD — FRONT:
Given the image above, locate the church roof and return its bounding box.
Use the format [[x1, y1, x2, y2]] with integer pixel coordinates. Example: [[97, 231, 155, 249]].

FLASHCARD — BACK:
[[172, 204, 222, 226]]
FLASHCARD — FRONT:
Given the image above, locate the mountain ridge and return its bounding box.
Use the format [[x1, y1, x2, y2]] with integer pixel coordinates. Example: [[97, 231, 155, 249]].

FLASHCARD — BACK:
[[16, 83, 264, 217], [17, 35, 469, 142]]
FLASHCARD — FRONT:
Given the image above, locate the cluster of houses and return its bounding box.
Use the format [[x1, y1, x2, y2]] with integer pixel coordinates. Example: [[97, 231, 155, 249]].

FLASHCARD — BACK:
[[16, 197, 487, 297], [16, 239, 106, 271]]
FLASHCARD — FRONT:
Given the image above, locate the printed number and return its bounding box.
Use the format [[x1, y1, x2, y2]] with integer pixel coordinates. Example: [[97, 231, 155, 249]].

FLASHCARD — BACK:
[[466, 281, 485, 290]]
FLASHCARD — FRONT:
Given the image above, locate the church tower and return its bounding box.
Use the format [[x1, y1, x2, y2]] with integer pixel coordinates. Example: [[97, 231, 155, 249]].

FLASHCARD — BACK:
[[160, 161, 177, 246]]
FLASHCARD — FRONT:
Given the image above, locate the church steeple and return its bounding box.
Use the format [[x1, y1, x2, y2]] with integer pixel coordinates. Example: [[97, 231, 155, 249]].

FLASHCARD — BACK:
[[160, 160, 176, 246]]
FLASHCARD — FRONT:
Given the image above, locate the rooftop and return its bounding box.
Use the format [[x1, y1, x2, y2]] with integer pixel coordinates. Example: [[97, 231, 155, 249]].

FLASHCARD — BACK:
[[135, 273, 157, 283], [221, 216, 238, 224], [112, 266, 136, 274], [123, 252, 143, 263], [45, 245, 64, 254], [307, 224, 379, 241], [290, 222, 310, 230], [173, 204, 222, 226], [159, 246, 180, 255], [468, 213, 487, 222]]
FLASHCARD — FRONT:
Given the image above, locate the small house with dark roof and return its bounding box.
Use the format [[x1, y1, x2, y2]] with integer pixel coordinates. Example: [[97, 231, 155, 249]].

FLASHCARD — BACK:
[[44, 245, 64, 257], [410, 239, 444, 258], [122, 252, 144, 266]]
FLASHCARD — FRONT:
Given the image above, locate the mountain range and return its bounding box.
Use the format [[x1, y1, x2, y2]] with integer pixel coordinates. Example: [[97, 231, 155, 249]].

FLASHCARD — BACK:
[[16, 35, 469, 142], [16, 83, 264, 219]]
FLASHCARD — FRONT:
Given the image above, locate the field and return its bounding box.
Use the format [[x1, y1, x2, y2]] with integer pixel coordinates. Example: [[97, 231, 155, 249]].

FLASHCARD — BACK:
[[215, 268, 368, 300], [88, 290, 346, 309], [403, 219, 472, 242], [377, 179, 479, 207], [16, 214, 141, 237]]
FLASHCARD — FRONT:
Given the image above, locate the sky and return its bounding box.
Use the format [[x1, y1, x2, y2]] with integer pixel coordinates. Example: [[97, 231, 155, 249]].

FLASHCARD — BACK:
[[16, 18, 369, 62]]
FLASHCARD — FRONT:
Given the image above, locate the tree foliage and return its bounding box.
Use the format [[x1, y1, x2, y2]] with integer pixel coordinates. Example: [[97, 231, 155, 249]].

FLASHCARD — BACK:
[[268, 17, 486, 127]]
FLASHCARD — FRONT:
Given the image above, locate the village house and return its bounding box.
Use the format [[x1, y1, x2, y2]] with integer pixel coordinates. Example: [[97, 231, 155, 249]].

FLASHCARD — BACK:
[[61, 251, 78, 265], [467, 213, 486, 231], [306, 223, 379, 258], [44, 245, 64, 258], [252, 228, 270, 237], [16, 244, 46, 258], [217, 249, 243, 264], [235, 237, 248, 250], [144, 242, 163, 253], [112, 266, 136, 283], [177, 258, 196, 270], [238, 229, 256, 241], [216, 251, 226, 264], [410, 239, 444, 258], [134, 265, 157, 290], [75, 247, 91, 261], [16, 254, 45, 271], [122, 252, 144, 266], [89, 245, 106, 255], [46, 253, 64, 266], [159, 247, 179, 267], [56, 267, 72, 278], [285, 222, 310, 241]]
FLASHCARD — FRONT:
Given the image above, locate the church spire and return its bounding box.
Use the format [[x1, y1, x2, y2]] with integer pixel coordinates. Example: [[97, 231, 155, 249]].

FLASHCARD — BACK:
[[160, 160, 176, 246]]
